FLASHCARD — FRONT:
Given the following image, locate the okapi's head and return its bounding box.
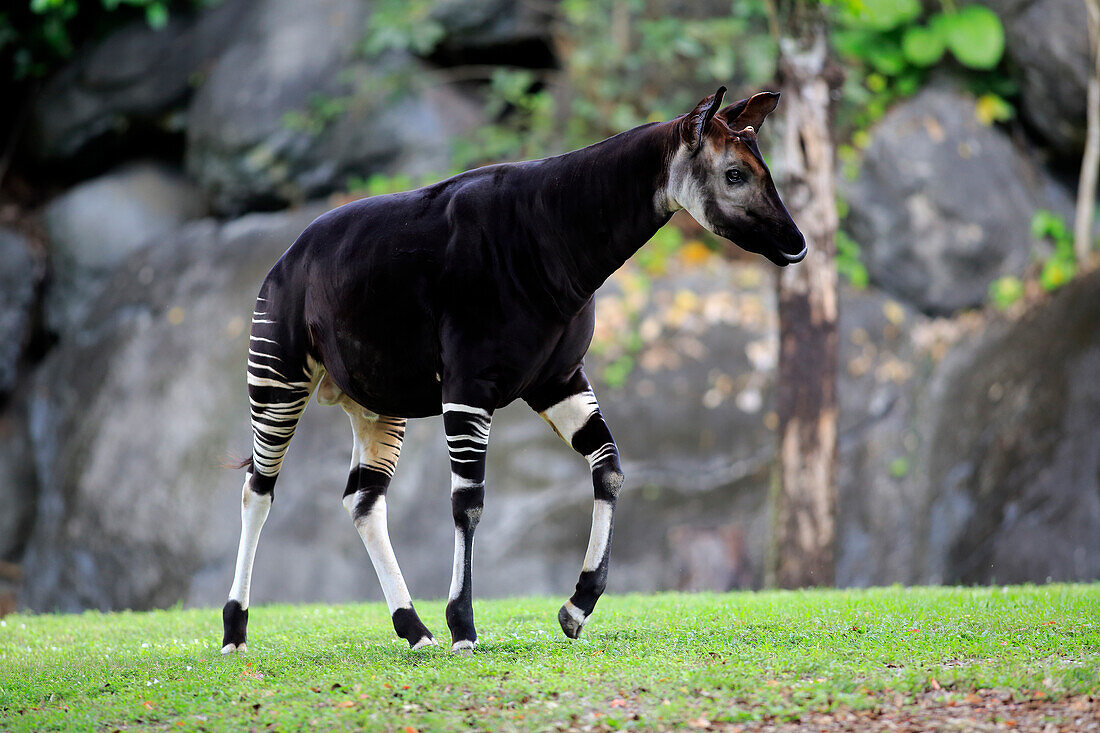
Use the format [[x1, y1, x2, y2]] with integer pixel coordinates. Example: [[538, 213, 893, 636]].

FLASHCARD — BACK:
[[667, 86, 806, 267]]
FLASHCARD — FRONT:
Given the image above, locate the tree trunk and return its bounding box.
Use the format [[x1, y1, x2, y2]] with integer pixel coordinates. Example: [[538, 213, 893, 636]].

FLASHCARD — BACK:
[[1074, 0, 1099, 263], [767, 29, 839, 589]]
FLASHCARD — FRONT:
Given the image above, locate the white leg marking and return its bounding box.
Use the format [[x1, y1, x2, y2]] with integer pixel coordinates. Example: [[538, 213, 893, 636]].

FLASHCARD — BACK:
[[450, 472, 482, 494], [541, 390, 600, 444], [585, 442, 618, 470], [451, 639, 476, 652], [448, 527, 466, 602], [342, 492, 413, 614], [441, 403, 491, 419], [228, 477, 272, 610], [562, 600, 588, 627], [581, 499, 614, 572], [411, 636, 438, 651]]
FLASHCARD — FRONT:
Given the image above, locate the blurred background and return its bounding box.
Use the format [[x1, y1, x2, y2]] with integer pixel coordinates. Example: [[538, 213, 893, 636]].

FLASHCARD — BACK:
[[0, 0, 1096, 615]]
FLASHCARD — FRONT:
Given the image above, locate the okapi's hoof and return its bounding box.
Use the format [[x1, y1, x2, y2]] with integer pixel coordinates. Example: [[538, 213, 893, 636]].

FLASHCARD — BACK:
[[558, 601, 588, 639], [222, 600, 248, 652], [410, 636, 439, 651]]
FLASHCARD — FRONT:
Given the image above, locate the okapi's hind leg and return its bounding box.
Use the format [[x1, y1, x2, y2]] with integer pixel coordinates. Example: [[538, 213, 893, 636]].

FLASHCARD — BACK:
[[530, 371, 624, 639], [222, 302, 321, 654], [329, 383, 436, 649]]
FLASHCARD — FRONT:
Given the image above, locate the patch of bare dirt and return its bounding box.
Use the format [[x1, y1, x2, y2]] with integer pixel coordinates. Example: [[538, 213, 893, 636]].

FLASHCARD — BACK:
[[729, 691, 1099, 732]]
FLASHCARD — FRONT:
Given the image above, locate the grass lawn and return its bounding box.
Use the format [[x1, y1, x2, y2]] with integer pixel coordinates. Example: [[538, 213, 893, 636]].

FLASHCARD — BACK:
[[1, 585, 1098, 731]]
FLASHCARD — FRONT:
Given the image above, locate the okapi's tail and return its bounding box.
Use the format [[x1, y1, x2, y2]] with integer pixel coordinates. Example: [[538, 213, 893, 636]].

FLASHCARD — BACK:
[[221, 454, 254, 471]]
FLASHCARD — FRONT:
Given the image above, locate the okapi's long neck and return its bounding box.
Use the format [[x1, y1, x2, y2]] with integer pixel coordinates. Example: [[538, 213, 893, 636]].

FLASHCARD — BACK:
[[528, 120, 680, 315]]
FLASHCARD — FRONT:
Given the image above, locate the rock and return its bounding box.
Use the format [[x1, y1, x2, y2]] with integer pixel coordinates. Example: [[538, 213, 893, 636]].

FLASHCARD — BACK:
[[29, 0, 253, 166], [834, 285, 935, 586], [42, 162, 206, 333], [22, 206, 327, 611], [0, 398, 37, 562], [185, 0, 483, 214], [427, 0, 556, 66], [977, 0, 1090, 157], [927, 268, 1100, 584], [0, 229, 39, 396], [836, 269, 1100, 587], [845, 86, 1073, 315]]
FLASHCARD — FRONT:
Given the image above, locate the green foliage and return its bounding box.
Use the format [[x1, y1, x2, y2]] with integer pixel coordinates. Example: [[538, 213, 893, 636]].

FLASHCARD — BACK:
[[1, 0, 212, 79], [836, 229, 870, 289], [988, 275, 1024, 310], [831, 0, 1010, 134], [1031, 209, 1078, 293], [936, 5, 1005, 70], [444, 0, 779, 168], [281, 93, 350, 136], [359, 0, 443, 56], [988, 210, 1083, 310], [888, 456, 910, 478], [602, 354, 636, 389], [345, 169, 461, 197], [2, 587, 1098, 730]]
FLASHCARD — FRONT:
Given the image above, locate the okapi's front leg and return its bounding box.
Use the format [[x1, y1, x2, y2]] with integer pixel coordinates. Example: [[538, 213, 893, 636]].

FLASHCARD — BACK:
[[442, 402, 493, 652], [534, 373, 624, 638]]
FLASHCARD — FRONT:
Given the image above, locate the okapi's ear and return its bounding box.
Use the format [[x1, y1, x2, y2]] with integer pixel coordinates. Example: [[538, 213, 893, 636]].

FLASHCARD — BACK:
[[718, 91, 780, 132], [682, 86, 726, 152]]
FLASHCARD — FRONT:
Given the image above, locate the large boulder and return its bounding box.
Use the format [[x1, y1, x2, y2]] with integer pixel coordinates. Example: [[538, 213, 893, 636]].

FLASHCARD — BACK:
[[0, 229, 40, 396], [977, 0, 1090, 157], [928, 269, 1100, 583], [845, 86, 1073, 315], [834, 285, 938, 586], [29, 0, 253, 167], [837, 269, 1100, 586], [184, 0, 483, 214], [427, 0, 556, 66], [22, 206, 326, 611], [0, 398, 37, 562], [42, 162, 206, 334]]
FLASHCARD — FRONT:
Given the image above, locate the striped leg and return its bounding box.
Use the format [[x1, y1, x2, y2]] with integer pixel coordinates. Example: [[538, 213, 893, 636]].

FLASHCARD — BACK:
[[442, 402, 493, 652], [340, 402, 436, 649], [538, 376, 624, 639], [222, 302, 320, 653]]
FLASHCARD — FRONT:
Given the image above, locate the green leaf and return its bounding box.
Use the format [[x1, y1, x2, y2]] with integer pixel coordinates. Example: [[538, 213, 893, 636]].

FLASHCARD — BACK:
[[145, 3, 168, 29], [866, 37, 907, 75], [901, 25, 945, 67], [941, 6, 1005, 69], [988, 276, 1024, 310], [837, 0, 922, 31], [1039, 256, 1076, 291]]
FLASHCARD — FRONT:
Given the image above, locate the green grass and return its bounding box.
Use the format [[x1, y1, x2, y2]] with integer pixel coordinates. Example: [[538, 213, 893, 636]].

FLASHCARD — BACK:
[[1, 586, 1098, 731]]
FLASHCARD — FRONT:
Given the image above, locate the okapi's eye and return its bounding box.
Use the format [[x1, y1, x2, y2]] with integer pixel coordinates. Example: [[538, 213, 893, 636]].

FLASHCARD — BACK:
[[725, 169, 744, 185]]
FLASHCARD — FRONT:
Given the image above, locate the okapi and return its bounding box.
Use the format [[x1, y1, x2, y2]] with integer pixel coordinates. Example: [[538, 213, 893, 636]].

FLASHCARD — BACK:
[[222, 86, 806, 654]]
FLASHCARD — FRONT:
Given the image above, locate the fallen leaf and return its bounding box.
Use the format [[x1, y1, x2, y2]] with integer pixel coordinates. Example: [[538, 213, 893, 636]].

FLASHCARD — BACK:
[[336, 700, 355, 708], [930, 679, 940, 690], [142, 701, 155, 710], [610, 699, 626, 708]]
